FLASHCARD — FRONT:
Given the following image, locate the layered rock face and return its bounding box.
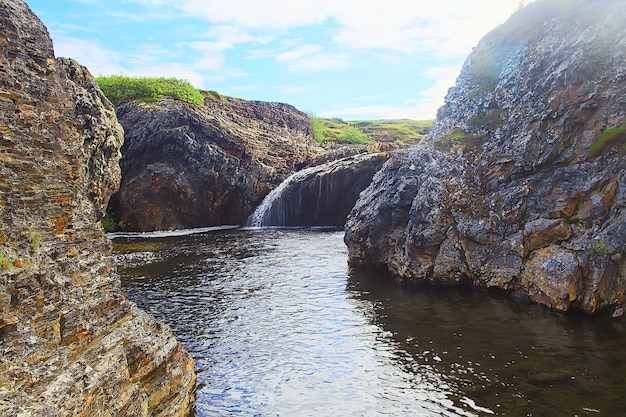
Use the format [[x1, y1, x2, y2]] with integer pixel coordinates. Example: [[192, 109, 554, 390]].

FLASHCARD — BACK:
[[0, 1, 195, 415], [345, 0, 626, 314], [109, 95, 323, 231], [248, 153, 389, 227]]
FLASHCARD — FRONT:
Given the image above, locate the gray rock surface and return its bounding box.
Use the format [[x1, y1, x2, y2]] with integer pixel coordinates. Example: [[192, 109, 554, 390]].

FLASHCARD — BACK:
[[345, 0, 626, 314]]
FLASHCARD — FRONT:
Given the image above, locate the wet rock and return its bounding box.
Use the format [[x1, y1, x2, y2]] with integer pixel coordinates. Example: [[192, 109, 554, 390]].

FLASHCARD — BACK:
[[345, 0, 626, 313], [519, 246, 582, 311], [0, 1, 195, 415]]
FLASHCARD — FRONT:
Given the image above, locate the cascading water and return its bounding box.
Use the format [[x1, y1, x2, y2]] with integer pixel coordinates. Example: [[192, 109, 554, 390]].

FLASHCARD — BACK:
[[246, 164, 330, 227], [246, 153, 388, 228]]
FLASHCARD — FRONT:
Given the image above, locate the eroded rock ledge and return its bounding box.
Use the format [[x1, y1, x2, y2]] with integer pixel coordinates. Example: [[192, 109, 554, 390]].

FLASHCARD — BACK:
[[0, 1, 195, 415], [345, 0, 626, 314]]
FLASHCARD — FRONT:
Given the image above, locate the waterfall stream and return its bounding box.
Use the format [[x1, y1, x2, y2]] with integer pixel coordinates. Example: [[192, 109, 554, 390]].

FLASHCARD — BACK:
[[246, 164, 329, 227], [246, 153, 386, 228]]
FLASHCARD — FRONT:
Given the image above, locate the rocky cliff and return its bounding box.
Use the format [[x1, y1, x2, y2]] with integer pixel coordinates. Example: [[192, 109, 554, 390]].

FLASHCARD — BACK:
[[109, 95, 323, 231], [345, 0, 626, 314], [0, 1, 195, 415]]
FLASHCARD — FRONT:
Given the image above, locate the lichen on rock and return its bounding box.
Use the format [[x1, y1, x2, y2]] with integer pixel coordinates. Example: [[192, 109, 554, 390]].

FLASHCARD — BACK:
[[345, 0, 626, 314], [0, 1, 195, 415]]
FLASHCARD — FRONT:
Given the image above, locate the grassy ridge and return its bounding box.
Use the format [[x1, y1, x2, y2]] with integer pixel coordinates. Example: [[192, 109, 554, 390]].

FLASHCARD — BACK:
[[94, 75, 432, 146], [310, 116, 432, 146], [96, 75, 205, 107]]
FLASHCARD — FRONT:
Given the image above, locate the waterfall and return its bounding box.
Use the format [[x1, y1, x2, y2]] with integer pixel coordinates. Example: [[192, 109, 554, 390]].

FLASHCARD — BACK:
[[246, 164, 329, 227], [246, 153, 387, 228]]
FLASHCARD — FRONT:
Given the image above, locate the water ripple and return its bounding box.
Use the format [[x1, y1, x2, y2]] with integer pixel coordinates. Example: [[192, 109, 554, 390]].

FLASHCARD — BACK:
[[115, 228, 626, 417]]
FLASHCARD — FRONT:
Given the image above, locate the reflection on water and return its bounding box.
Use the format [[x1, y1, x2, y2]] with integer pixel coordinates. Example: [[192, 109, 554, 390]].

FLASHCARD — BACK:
[[114, 228, 626, 416]]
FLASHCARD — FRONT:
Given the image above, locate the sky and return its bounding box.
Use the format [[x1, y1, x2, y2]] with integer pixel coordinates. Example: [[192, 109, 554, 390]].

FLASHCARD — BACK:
[[26, 0, 533, 120]]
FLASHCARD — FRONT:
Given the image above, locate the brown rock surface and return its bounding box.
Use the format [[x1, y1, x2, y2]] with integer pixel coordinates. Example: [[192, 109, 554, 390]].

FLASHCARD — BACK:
[[345, 0, 626, 314], [0, 1, 195, 415]]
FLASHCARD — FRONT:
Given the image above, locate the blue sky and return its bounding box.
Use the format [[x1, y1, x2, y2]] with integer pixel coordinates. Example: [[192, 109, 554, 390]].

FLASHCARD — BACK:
[[27, 0, 531, 120]]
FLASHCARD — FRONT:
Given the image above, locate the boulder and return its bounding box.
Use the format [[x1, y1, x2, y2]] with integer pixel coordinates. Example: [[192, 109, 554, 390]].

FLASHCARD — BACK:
[[0, 1, 195, 415], [109, 95, 323, 231], [345, 0, 626, 314]]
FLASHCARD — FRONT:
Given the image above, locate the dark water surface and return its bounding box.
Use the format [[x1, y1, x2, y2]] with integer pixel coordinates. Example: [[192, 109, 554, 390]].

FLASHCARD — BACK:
[[112, 228, 626, 417]]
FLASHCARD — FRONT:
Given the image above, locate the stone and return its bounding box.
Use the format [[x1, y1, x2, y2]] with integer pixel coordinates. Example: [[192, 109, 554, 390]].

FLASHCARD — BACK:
[[0, 1, 195, 415], [109, 96, 324, 231], [345, 0, 626, 314]]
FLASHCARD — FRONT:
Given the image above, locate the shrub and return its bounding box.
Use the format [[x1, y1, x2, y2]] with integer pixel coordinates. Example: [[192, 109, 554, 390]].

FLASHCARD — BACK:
[[96, 75, 205, 107], [0, 249, 15, 268], [336, 126, 370, 145], [447, 128, 487, 148], [101, 212, 117, 233], [30, 233, 41, 253]]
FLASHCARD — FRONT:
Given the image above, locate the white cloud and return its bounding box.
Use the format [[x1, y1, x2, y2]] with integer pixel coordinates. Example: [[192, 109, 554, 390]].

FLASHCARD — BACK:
[[183, 41, 231, 71], [173, 0, 331, 29], [125, 63, 206, 87], [51, 35, 126, 75], [288, 52, 351, 73], [145, 0, 532, 59], [318, 104, 420, 120], [274, 85, 315, 94], [274, 44, 350, 73], [276, 45, 323, 63]]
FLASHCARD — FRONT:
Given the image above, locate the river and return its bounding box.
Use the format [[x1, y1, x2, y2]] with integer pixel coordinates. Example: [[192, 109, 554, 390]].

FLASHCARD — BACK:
[[112, 227, 626, 416]]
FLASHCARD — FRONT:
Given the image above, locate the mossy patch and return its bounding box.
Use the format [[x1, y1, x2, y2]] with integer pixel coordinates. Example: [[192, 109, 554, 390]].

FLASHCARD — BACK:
[[448, 128, 487, 149], [101, 212, 117, 233], [589, 125, 626, 158], [468, 109, 503, 131]]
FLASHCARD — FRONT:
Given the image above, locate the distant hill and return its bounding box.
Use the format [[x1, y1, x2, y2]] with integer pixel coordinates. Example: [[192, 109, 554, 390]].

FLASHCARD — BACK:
[[310, 116, 432, 147]]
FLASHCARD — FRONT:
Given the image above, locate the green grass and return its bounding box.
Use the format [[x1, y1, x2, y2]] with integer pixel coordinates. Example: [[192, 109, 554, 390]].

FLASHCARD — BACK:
[[0, 249, 15, 268], [96, 75, 205, 107], [336, 126, 370, 144], [589, 125, 626, 158], [308, 115, 431, 146], [448, 128, 487, 148]]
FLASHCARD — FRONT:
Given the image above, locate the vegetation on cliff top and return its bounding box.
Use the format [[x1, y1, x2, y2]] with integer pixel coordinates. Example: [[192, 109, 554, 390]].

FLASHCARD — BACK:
[[309, 115, 431, 146], [96, 75, 205, 107]]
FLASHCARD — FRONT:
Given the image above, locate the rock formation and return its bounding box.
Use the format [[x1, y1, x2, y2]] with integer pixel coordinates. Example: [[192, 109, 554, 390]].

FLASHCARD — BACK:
[[0, 1, 195, 415], [248, 153, 389, 227], [109, 95, 323, 231], [345, 0, 626, 314]]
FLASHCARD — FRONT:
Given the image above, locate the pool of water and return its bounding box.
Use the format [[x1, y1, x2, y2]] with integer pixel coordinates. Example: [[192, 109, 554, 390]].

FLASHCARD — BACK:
[[113, 228, 626, 416]]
